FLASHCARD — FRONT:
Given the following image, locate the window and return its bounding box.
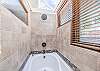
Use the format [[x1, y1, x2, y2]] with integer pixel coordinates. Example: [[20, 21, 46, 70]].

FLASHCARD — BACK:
[[71, 0, 100, 51], [57, 0, 72, 26], [60, 0, 72, 25], [0, 0, 28, 24]]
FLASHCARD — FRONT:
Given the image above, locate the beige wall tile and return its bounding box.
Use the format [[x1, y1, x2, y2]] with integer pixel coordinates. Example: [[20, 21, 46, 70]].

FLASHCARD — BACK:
[[56, 21, 100, 71], [0, 5, 31, 71]]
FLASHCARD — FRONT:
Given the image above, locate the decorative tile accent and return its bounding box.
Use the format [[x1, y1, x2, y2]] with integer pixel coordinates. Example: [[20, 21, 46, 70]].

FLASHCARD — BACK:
[[56, 50, 80, 71], [19, 53, 31, 71]]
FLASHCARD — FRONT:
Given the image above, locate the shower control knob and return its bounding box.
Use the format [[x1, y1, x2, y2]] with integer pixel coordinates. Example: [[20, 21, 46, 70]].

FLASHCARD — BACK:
[[42, 42, 46, 47]]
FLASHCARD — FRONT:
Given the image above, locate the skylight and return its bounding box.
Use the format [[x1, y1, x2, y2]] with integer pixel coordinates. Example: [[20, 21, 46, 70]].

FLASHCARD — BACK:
[[0, 0, 19, 5], [39, 0, 60, 11], [0, 0, 27, 23]]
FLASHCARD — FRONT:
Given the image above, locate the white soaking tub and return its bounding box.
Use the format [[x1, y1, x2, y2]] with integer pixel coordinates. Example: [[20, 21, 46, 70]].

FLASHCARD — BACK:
[[22, 52, 73, 71]]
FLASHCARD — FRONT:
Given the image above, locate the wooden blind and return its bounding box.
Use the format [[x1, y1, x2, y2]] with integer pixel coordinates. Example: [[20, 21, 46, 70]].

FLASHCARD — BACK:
[[72, 0, 100, 48], [57, 0, 69, 27], [71, 0, 80, 43], [79, 0, 100, 44], [60, 0, 72, 25]]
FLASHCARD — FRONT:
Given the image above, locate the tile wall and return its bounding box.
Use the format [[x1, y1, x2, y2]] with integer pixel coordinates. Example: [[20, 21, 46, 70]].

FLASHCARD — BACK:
[[56, 21, 100, 71], [0, 6, 31, 71]]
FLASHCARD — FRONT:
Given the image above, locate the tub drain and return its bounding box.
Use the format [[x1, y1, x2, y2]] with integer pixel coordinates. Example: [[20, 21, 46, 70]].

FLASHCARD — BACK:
[[43, 56, 46, 59], [44, 69, 46, 71]]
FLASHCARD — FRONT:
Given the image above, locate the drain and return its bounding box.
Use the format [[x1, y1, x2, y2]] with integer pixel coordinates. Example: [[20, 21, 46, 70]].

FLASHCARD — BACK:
[[43, 56, 46, 59], [44, 69, 46, 71]]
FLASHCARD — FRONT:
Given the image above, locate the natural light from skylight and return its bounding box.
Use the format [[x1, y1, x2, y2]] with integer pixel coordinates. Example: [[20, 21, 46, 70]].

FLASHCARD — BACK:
[[39, 0, 60, 11]]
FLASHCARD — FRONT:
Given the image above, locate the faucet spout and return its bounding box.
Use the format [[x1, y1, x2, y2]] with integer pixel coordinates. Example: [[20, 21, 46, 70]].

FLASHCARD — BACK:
[[43, 50, 46, 54]]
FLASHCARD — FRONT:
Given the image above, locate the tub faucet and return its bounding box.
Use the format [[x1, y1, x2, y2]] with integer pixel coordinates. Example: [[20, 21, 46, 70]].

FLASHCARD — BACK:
[[42, 42, 46, 54], [43, 50, 46, 54], [42, 42, 46, 59]]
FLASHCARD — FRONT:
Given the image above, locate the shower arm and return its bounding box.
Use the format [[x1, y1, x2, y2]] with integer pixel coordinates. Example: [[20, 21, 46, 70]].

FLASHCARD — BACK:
[[19, 0, 28, 13]]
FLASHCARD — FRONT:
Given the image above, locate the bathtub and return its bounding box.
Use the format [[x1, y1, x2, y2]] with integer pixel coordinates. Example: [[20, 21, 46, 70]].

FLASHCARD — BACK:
[[22, 52, 73, 71]]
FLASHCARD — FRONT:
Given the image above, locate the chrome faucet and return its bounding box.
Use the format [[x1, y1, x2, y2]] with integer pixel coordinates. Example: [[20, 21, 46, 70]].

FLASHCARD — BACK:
[[42, 42, 46, 59]]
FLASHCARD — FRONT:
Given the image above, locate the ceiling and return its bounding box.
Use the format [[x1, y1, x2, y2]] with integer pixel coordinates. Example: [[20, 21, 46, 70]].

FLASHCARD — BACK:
[[39, 0, 61, 11], [0, 0, 62, 22], [0, 0, 62, 12]]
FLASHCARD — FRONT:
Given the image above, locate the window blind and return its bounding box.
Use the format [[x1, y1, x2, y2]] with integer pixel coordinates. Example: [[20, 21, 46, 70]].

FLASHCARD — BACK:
[[71, 0, 80, 43], [79, 0, 100, 44], [60, 0, 72, 25]]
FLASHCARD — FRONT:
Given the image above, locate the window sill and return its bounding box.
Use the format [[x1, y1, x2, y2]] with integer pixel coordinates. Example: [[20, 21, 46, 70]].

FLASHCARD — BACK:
[[71, 42, 100, 52]]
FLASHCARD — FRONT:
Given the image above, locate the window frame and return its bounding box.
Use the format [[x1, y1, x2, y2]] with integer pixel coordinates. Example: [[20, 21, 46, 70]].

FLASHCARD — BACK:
[[19, 0, 29, 25]]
